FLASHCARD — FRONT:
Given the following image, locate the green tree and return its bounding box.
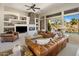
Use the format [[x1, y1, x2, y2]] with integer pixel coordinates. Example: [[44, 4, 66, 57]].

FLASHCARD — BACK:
[[48, 22, 51, 31], [70, 18, 78, 25]]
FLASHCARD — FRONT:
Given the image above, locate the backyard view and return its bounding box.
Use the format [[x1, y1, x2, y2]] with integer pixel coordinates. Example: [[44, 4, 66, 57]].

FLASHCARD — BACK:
[[64, 14, 79, 33], [50, 17, 62, 30], [50, 14, 79, 33]]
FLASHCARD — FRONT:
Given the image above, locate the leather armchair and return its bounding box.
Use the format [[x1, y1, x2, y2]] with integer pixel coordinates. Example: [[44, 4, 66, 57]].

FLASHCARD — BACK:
[[0, 32, 19, 42]]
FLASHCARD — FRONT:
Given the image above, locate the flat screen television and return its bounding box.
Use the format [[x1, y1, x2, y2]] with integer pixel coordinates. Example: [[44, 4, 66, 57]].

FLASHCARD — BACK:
[[16, 26, 27, 33]]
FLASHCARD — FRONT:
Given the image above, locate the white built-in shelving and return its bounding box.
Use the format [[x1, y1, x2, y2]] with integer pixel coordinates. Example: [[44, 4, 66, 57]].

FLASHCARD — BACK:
[[35, 18, 40, 31], [3, 11, 40, 32], [3, 11, 28, 32]]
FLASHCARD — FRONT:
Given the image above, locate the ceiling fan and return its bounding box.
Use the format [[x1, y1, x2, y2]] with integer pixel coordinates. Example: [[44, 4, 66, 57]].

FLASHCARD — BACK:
[[24, 4, 40, 11]]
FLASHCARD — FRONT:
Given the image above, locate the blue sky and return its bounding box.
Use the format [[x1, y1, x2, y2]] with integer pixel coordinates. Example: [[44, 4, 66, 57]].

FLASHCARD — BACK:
[[64, 14, 79, 22]]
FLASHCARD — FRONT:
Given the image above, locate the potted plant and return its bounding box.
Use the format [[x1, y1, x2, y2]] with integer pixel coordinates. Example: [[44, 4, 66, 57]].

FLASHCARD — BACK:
[[48, 20, 51, 32]]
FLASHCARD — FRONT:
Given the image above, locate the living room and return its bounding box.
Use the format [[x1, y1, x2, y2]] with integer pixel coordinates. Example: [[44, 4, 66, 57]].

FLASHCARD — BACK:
[[0, 3, 79, 56]]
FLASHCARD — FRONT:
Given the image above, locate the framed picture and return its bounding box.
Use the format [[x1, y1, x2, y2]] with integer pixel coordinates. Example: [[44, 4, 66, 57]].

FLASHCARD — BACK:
[[29, 27, 35, 31]]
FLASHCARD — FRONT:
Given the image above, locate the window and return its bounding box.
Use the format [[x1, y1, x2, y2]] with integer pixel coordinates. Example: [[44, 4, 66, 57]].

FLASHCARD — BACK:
[[51, 16, 62, 30], [64, 14, 79, 33]]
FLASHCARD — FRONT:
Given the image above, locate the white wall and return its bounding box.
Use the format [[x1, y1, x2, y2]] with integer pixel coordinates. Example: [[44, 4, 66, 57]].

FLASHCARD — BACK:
[[0, 4, 4, 33]]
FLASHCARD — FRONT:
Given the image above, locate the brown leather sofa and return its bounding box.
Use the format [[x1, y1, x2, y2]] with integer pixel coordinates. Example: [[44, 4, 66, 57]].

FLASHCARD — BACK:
[[0, 32, 19, 42], [25, 39, 48, 56], [25, 37, 68, 56]]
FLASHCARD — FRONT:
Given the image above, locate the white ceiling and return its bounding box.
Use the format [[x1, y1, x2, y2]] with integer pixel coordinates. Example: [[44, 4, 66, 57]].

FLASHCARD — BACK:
[[4, 3, 55, 13]]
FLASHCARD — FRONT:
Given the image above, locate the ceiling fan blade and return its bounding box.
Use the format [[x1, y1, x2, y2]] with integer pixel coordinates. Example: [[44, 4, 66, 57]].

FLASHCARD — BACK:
[[32, 4, 36, 8], [24, 5, 30, 7], [32, 8, 35, 11], [34, 7, 40, 9]]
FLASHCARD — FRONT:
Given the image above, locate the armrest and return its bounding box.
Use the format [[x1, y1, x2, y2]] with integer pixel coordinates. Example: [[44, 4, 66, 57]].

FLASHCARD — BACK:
[[1, 34, 14, 37]]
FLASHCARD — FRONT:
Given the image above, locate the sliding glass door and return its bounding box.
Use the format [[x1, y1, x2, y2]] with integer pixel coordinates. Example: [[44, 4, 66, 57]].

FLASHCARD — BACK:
[[50, 16, 62, 30], [64, 14, 79, 33]]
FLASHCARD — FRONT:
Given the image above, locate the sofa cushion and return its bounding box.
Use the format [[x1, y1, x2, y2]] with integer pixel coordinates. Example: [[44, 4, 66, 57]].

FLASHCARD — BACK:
[[35, 38, 51, 45]]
